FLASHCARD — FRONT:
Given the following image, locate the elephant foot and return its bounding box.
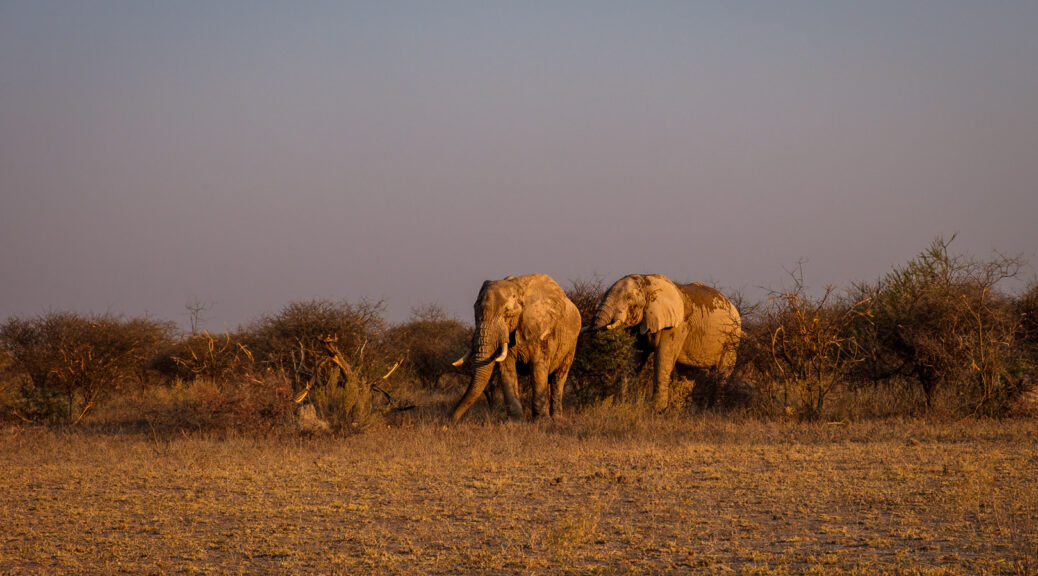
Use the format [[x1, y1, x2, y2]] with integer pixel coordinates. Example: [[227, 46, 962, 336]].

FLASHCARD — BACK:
[[653, 395, 670, 414], [531, 402, 551, 421]]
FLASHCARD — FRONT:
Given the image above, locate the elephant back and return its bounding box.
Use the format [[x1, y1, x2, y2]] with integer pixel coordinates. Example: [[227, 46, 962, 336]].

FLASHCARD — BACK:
[[511, 273, 567, 300], [678, 282, 741, 369], [680, 283, 733, 314]]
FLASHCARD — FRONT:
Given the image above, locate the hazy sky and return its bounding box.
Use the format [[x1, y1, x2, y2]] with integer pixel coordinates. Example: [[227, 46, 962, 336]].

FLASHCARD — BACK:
[[2, 2, 1036, 331]]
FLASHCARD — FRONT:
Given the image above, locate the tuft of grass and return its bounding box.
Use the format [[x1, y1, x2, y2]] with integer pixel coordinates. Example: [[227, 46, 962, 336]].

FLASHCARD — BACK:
[[544, 509, 601, 563]]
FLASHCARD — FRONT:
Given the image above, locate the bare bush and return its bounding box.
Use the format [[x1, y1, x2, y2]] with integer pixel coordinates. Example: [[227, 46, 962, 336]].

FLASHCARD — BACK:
[[565, 277, 607, 327], [195, 373, 296, 434], [292, 335, 401, 433], [0, 347, 24, 422], [168, 299, 396, 434], [739, 265, 873, 420], [172, 331, 257, 384]]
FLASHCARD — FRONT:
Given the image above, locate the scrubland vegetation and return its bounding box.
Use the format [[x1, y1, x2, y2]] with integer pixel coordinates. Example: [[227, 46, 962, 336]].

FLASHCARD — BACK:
[[1, 237, 1036, 574], [3, 237, 1035, 429]]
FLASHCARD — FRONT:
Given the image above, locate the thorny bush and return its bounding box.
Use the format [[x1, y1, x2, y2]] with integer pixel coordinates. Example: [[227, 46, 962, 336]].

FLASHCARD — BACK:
[[739, 265, 873, 420]]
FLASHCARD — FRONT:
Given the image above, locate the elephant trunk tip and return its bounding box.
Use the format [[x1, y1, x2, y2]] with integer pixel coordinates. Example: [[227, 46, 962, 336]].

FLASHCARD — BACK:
[[591, 307, 621, 331]]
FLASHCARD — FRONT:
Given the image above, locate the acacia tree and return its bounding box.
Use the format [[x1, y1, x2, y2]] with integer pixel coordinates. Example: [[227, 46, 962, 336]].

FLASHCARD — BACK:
[[0, 312, 174, 423], [383, 304, 470, 389], [246, 299, 387, 382], [850, 237, 1024, 414]]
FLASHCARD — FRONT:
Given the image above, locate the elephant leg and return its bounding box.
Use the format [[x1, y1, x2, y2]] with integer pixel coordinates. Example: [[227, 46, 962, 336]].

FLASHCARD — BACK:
[[709, 366, 734, 408], [531, 362, 550, 419], [484, 376, 504, 413], [653, 330, 682, 412], [550, 360, 572, 418], [498, 360, 524, 420], [653, 355, 674, 412]]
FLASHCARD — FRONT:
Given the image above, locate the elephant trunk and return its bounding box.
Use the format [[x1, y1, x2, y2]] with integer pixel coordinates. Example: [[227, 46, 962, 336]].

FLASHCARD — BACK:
[[592, 302, 623, 331], [450, 360, 496, 424], [450, 318, 509, 424]]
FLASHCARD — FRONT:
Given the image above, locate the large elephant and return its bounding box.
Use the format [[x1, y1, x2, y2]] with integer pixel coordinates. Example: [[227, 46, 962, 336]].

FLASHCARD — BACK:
[[592, 274, 742, 411], [450, 274, 582, 424]]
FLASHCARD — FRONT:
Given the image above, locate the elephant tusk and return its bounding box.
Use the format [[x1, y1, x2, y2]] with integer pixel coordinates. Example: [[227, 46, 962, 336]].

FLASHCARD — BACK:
[[606, 321, 621, 330], [494, 342, 509, 362], [452, 351, 470, 367]]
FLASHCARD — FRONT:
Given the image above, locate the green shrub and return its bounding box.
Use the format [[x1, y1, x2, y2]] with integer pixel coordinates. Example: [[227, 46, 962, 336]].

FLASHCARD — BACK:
[[568, 329, 642, 405], [564, 277, 646, 406]]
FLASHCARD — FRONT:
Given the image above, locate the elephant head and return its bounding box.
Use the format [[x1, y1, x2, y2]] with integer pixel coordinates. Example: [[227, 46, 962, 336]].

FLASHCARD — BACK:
[[593, 274, 685, 335], [450, 278, 526, 422]]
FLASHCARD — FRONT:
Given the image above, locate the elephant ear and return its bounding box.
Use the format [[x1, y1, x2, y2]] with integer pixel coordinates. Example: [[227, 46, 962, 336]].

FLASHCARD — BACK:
[[641, 275, 684, 334], [514, 275, 565, 347]]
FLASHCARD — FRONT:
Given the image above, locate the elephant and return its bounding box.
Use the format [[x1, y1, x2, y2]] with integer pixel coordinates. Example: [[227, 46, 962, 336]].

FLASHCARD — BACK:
[[591, 274, 742, 412], [450, 274, 582, 424]]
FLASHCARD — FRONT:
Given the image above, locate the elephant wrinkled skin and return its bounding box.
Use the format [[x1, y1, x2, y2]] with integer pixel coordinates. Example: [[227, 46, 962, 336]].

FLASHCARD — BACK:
[[450, 274, 582, 424], [592, 274, 742, 411]]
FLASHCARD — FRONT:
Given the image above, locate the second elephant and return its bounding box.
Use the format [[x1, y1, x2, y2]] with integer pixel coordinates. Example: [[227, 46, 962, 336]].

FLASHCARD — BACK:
[[592, 274, 742, 411], [450, 274, 582, 424]]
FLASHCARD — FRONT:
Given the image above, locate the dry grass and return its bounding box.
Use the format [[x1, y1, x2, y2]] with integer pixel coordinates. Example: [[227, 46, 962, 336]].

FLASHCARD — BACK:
[[1, 410, 1035, 575]]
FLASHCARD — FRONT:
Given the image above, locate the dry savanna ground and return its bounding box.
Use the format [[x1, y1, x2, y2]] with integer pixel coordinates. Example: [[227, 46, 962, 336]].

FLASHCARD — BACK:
[[1, 408, 1035, 575]]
